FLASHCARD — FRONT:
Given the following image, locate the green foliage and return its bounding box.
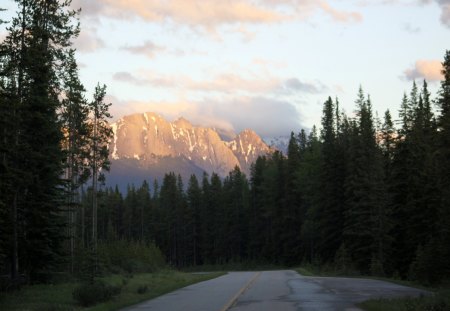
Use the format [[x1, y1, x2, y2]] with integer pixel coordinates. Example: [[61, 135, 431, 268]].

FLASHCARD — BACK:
[[359, 290, 450, 311], [98, 240, 165, 273], [408, 241, 443, 286], [334, 243, 355, 276], [136, 284, 148, 294], [72, 281, 121, 307], [0, 271, 224, 311]]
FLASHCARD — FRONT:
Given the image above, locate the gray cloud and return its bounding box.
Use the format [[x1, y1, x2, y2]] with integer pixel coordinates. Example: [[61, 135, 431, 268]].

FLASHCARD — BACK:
[[417, 0, 450, 28], [113, 71, 177, 87], [120, 41, 166, 58], [73, 28, 105, 52], [403, 23, 421, 33], [113, 71, 329, 98], [200, 96, 305, 137], [437, 0, 450, 27], [110, 96, 305, 138], [113, 72, 146, 85], [281, 78, 329, 94]]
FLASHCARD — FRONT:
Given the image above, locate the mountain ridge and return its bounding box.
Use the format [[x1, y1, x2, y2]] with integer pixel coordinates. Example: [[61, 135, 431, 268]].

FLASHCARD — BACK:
[[107, 112, 273, 191]]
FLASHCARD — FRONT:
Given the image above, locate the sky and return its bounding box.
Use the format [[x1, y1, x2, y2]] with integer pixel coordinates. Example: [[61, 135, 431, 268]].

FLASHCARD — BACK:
[[1, 0, 449, 138]]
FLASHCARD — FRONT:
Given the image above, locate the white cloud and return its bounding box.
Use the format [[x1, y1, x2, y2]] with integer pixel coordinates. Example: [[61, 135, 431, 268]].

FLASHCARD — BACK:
[[113, 71, 329, 97], [71, 0, 362, 35], [403, 59, 444, 82], [108, 95, 305, 137]]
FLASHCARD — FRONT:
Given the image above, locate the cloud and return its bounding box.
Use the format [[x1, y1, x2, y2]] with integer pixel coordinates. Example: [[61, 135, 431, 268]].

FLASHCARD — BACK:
[[96, 0, 284, 29], [73, 28, 105, 52], [403, 59, 444, 82], [71, 0, 362, 34], [263, 0, 362, 23], [120, 40, 166, 58], [113, 71, 329, 96], [403, 0, 450, 28], [113, 71, 178, 88], [109, 95, 305, 137], [280, 78, 329, 94], [437, 0, 450, 27], [403, 22, 421, 33], [0, 31, 7, 43], [188, 73, 280, 94], [317, 1, 363, 22]]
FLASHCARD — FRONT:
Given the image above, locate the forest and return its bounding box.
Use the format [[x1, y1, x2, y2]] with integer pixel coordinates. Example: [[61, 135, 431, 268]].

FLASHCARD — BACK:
[[1, 0, 450, 293], [88, 72, 450, 286]]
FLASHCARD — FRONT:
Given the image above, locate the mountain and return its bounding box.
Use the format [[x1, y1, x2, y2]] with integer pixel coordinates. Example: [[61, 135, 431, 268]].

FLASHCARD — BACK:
[[106, 112, 272, 192], [263, 136, 290, 155]]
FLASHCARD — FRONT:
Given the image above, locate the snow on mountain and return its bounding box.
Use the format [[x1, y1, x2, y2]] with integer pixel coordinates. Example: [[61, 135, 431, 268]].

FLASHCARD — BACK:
[[107, 113, 272, 190], [263, 136, 290, 155]]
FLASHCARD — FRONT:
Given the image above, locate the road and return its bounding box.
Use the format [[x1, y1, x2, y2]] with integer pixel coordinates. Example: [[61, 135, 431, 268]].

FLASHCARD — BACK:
[[122, 270, 428, 311]]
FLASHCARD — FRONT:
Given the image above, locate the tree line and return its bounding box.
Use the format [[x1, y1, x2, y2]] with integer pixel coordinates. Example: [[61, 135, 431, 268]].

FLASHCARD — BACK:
[[90, 54, 450, 285], [0, 0, 112, 285], [1, 0, 449, 289]]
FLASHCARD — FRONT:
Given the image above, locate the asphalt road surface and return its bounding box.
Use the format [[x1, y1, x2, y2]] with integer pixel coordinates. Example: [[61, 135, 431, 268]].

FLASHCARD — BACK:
[[122, 270, 428, 311]]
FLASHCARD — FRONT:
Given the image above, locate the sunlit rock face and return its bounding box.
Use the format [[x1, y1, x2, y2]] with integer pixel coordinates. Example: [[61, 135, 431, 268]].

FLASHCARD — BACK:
[[109, 112, 272, 182]]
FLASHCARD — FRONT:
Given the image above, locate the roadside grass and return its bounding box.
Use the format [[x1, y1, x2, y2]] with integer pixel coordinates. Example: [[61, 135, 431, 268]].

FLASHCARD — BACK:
[[0, 270, 224, 311], [182, 262, 285, 272], [358, 288, 450, 311], [296, 265, 450, 311]]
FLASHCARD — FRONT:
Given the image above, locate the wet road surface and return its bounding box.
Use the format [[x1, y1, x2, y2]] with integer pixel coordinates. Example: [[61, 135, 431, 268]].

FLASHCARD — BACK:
[[122, 270, 429, 311]]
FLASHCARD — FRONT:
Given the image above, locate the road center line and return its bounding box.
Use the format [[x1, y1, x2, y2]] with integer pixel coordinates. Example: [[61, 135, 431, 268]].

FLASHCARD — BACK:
[[220, 271, 262, 311]]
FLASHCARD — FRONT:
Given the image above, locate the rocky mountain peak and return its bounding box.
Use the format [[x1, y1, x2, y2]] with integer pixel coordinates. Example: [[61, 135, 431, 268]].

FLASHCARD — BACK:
[[109, 112, 272, 180], [173, 117, 193, 129]]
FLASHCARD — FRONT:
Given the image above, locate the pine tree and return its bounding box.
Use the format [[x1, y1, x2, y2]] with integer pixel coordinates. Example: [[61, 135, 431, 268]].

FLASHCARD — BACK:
[[86, 83, 112, 263], [186, 175, 202, 265], [60, 49, 90, 274], [298, 126, 322, 263], [0, 0, 82, 283], [248, 156, 267, 261], [436, 50, 450, 279], [317, 96, 344, 263], [343, 90, 387, 273], [282, 132, 303, 265]]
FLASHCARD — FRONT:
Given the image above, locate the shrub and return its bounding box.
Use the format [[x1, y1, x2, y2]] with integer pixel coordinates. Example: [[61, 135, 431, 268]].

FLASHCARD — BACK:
[[72, 281, 121, 307], [137, 284, 148, 294], [98, 240, 165, 273], [409, 241, 443, 286]]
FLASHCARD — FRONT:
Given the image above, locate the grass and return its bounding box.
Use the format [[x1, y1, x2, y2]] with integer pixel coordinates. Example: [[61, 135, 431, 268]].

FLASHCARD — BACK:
[[182, 262, 284, 273], [359, 289, 450, 311], [0, 270, 224, 311], [296, 265, 450, 311]]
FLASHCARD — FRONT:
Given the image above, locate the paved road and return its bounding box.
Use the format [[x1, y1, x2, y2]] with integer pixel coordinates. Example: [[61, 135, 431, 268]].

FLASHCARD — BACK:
[[122, 270, 429, 311]]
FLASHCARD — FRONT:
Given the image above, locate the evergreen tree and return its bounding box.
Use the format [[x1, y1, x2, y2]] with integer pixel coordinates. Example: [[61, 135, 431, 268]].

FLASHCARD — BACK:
[[282, 132, 303, 265], [317, 97, 344, 263], [186, 175, 202, 265], [0, 0, 82, 283], [436, 50, 450, 280], [248, 156, 267, 261], [86, 83, 112, 261], [298, 127, 322, 263], [343, 90, 387, 273]]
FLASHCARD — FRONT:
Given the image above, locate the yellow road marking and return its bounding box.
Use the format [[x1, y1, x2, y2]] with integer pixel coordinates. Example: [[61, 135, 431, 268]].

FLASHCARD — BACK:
[[220, 271, 262, 311]]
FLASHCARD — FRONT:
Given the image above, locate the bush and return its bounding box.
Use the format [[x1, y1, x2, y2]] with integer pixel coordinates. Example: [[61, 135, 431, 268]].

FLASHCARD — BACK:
[[72, 281, 121, 307], [137, 284, 148, 294], [409, 241, 443, 286], [98, 240, 165, 273]]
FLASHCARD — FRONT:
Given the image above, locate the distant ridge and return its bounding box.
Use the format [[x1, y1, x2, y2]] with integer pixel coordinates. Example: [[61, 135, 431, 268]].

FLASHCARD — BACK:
[[106, 112, 272, 192]]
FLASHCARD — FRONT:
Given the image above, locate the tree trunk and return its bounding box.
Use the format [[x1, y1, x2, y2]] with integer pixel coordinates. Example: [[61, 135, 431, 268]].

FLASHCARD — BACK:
[[11, 192, 19, 281]]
